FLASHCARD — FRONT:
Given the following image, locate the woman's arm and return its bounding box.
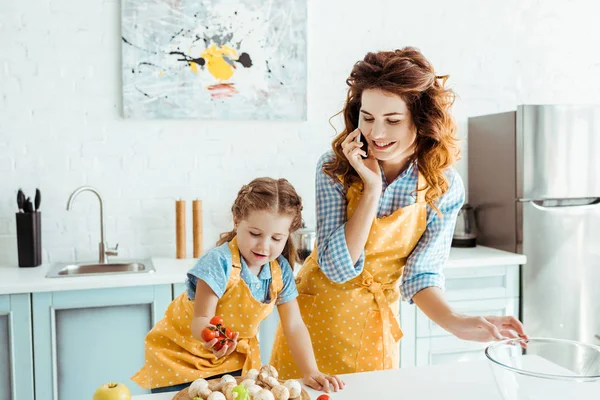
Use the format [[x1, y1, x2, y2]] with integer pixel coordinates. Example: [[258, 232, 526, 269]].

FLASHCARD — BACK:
[[401, 171, 464, 302], [406, 172, 527, 341], [340, 128, 383, 263], [277, 300, 344, 393], [315, 152, 380, 283], [344, 185, 380, 263], [413, 287, 526, 341]]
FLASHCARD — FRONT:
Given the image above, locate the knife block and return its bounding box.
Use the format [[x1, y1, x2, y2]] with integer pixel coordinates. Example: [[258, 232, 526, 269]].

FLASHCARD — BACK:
[[16, 211, 42, 268]]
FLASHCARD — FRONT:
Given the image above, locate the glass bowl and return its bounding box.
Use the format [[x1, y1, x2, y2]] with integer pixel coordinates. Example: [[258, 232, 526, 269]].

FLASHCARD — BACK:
[[485, 338, 600, 399]]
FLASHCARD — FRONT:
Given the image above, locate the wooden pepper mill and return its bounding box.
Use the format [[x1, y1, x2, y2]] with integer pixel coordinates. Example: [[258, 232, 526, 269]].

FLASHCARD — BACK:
[[175, 199, 186, 259], [193, 199, 203, 258]]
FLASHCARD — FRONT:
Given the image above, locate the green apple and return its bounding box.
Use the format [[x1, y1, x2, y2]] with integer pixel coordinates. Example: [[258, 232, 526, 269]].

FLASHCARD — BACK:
[[93, 382, 131, 400]]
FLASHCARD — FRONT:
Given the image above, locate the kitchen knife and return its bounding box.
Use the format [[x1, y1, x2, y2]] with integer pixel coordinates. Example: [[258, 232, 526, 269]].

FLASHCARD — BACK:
[[34, 188, 41, 211], [17, 189, 25, 212], [23, 197, 34, 213]]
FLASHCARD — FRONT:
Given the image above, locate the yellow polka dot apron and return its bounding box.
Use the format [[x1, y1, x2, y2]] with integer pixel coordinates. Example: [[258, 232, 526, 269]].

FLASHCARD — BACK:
[[270, 174, 428, 378], [132, 237, 283, 389]]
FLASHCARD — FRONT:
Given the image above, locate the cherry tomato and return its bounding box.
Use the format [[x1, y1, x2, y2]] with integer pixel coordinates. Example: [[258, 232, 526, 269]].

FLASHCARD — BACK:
[[317, 395, 330, 400], [213, 339, 226, 351], [210, 316, 224, 326], [225, 327, 235, 340], [201, 327, 218, 342]]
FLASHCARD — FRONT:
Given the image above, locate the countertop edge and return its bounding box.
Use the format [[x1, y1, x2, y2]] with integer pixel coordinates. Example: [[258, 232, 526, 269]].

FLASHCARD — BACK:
[[0, 246, 526, 296]]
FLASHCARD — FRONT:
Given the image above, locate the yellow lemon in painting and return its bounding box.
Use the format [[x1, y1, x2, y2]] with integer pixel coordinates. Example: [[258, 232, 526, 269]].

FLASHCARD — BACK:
[[201, 44, 238, 81]]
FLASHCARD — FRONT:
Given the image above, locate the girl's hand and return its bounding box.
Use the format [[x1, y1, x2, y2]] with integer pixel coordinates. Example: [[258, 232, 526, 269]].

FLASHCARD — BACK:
[[341, 128, 381, 193], [303, 370, 344, 393], [447, 314, 528, 342], [203, 329, 240, 358]]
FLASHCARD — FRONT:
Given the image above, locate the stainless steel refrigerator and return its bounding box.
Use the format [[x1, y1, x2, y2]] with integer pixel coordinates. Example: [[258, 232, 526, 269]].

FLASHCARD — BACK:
[[468, 105, 600, 345]]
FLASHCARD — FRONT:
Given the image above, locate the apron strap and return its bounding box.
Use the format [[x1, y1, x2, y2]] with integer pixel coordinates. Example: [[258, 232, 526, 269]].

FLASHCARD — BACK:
[[269, 258, 284, 293], [416, 173, 427, 204], [227, 237, 242, 289]]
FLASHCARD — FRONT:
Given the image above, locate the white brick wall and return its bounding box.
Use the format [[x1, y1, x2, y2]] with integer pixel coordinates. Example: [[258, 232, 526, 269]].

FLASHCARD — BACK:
[[1, 0, 599, 266]]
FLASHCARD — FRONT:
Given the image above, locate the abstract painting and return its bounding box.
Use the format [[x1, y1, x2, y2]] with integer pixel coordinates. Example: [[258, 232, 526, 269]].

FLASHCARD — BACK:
[[122, 0, 307, 120]]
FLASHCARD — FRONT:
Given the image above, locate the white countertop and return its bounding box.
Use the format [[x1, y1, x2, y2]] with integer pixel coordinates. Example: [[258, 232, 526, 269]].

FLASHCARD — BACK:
[[0, 258, 194, 295], [131, 359, 504, 400], [446, 245, 526, 268], [0, 246, 526, 296]]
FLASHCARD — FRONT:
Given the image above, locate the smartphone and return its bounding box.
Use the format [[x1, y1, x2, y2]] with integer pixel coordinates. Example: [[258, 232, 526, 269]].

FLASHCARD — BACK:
[[356, 119, 369, 159]]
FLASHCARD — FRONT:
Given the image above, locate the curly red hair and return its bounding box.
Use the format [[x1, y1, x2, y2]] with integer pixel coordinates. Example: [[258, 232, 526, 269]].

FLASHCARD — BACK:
[[324, 47, 460, 213]]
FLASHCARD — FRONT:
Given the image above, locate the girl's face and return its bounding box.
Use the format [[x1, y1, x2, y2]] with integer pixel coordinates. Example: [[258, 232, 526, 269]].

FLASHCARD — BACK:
[[358, 89, 417, 162], [235, 209, 293, 269]]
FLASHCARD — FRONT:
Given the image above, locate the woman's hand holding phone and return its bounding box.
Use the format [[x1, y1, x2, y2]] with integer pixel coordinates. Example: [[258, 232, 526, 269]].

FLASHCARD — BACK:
[[341, 128, 381, 192]]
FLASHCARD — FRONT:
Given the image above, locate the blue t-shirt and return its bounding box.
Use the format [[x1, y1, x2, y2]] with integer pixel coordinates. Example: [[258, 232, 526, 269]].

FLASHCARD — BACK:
[[186, 242, 298, 305]]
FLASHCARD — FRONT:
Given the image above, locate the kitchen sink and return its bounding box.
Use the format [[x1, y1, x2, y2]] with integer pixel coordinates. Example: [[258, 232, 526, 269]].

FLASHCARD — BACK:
[[46, 260, 155, 278]]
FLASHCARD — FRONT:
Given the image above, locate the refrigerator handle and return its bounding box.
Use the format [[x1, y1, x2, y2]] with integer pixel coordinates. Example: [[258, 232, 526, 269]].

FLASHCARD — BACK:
[[520, 197, 600, 211]]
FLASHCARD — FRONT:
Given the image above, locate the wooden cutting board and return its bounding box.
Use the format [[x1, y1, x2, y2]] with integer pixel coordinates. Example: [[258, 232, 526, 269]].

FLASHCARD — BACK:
[[172, 377, 311, 400]]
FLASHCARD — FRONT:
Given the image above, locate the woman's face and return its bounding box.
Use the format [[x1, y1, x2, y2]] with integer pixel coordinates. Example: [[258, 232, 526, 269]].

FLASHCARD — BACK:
[[358, 89, 417, 162]]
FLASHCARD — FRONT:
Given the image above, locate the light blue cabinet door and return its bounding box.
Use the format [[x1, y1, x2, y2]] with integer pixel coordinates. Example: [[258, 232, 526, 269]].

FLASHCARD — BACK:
[[0, 294, 34, 400], [172, 283, 186, 300], [32, 285, 171, 400]]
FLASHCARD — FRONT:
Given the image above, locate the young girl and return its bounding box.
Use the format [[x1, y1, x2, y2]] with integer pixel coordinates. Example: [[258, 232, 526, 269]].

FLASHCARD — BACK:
[[132, 177, 344, 394]]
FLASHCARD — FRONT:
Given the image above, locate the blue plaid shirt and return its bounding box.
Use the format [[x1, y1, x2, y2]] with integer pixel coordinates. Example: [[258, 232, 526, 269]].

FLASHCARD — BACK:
[[315, 151, 465, 303]]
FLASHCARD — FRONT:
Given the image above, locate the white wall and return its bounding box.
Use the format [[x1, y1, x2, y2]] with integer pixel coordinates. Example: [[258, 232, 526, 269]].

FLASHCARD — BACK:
[[1, 0, 599, 266]]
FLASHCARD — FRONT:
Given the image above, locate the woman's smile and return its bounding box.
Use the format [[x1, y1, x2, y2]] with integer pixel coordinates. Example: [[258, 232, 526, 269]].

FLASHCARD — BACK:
[[371, 140, 397, 151]]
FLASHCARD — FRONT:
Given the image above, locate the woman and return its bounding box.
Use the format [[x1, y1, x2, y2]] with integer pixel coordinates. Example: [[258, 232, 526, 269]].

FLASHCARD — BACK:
[[270, 47, 526, 381]]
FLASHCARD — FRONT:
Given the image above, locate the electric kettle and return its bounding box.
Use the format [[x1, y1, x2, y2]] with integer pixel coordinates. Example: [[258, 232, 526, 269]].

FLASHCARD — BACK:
[[452, 203, 477, 247]]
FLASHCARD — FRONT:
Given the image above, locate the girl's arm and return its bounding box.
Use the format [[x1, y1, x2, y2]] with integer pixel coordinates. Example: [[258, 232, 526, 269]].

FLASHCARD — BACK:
[[191, 280, 239, 357], [277, 299, 344, 393], [191, 279, 219, 340]]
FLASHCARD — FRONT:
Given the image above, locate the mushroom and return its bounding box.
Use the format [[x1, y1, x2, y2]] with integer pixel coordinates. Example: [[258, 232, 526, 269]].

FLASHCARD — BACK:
[[244, 369, 259, 381], [207, 392, 226, 400], [283, 380, 301, 399], [241, 379, 256, 388], [209, 380, 222, 391], [246, 384, 262, 397], [221, 374, 238, 386], [271, 385, 290, 400], [189, 378, 212, 399], [262, 375, 280, 389], [259, 365, 279, 379], [252, 389, 275, 400], [221, 382, 237, 400]]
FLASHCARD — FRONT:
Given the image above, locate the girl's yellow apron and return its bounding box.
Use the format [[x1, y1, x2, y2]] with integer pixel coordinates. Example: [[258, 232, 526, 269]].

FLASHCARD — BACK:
[[270, 174, 428, 378], [132, 237, 283, 389]]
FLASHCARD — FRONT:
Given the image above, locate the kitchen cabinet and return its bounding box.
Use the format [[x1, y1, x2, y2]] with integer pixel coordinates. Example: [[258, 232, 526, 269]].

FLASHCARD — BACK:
[[32, 285, 172, 400], [173, 283, 186, 300], [0, 294, 34, 400]]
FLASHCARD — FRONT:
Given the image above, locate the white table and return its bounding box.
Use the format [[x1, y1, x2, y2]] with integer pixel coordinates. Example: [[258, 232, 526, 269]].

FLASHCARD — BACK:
[[131, 359, 504, 400]]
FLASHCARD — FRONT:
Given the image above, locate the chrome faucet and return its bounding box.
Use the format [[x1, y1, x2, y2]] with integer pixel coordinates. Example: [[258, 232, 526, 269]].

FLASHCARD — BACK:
[[66, 186, 118, 264]]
